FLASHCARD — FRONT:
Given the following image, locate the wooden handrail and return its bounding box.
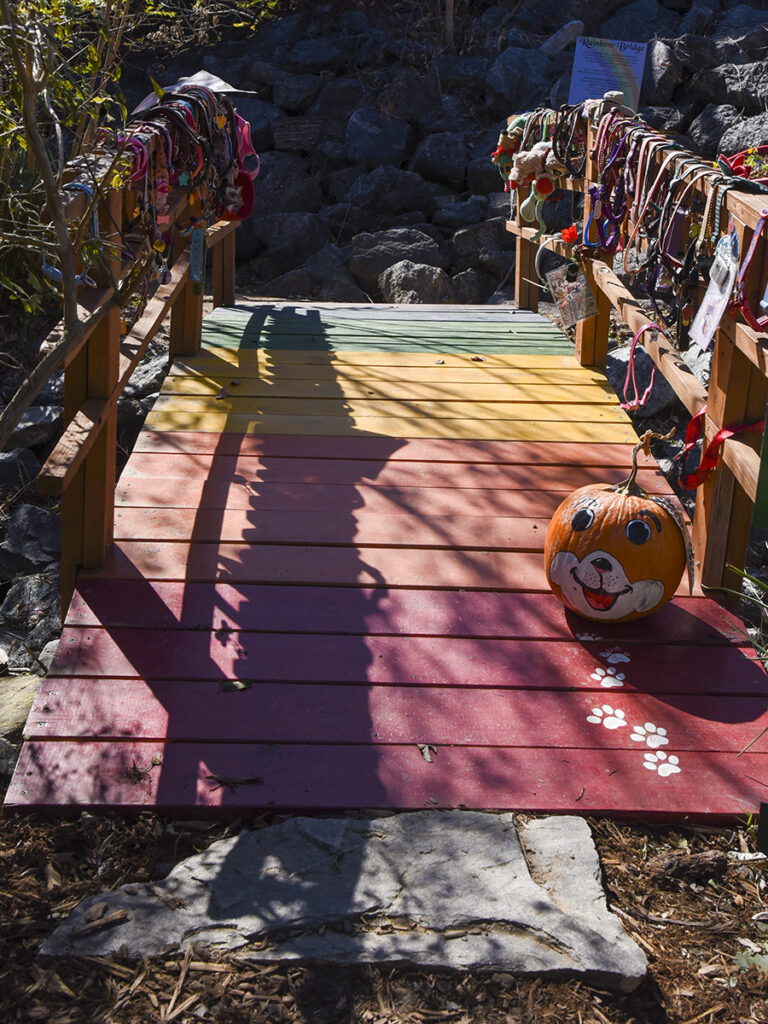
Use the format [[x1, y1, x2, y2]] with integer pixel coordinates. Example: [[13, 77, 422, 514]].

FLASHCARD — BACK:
[[509, 110, 768, 594], [33, 166, 240, 608]]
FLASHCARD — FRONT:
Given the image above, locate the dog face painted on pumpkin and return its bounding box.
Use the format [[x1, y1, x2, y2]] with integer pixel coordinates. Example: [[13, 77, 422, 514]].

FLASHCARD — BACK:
[[544, 489, 686, 622], [549, 549, 664, 620]]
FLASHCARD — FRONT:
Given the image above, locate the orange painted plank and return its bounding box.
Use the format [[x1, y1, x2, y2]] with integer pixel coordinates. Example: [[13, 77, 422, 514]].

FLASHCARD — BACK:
[[133, 433, 659, 467]]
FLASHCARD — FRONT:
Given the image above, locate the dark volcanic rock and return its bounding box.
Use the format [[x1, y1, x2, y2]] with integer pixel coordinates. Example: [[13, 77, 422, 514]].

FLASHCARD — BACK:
[[348, 228, 446, 295]]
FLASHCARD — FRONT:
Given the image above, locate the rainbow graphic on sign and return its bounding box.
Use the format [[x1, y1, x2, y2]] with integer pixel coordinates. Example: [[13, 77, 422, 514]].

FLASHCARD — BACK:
[[568, 37, 648, 111]]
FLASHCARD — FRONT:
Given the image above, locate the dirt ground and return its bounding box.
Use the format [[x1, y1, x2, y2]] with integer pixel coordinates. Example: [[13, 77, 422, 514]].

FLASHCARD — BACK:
[[2, 794, 768, 1024]]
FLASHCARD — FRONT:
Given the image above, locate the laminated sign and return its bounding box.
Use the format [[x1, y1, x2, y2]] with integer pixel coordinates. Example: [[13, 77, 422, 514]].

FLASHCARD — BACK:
[[568, 37, 647, 111]]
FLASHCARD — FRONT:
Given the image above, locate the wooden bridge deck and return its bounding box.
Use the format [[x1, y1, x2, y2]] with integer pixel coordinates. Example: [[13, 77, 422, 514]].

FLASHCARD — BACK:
[[7, 303, 768, 818]]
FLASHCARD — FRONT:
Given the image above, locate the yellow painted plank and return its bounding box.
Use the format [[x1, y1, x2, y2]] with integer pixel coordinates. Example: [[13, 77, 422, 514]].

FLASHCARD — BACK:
[[149, 395, 631, 423], [160, 377, 620, 405], [188, 347, 582, 369], [168, 362, 606, 385], [143, 410, 638, 442]]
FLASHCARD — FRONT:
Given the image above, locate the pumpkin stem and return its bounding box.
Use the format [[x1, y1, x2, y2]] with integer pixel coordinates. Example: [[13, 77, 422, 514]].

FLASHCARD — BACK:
[[612, 428, 676, 495]]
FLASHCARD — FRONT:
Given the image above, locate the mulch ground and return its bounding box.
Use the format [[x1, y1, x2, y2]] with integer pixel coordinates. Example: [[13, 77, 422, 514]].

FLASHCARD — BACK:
[[2, 792, 768, 1024]]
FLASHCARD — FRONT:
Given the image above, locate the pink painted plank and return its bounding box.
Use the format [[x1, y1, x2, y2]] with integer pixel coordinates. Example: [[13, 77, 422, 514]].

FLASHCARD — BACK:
[[45, 629, 764, 695], [113, 507, 548, 548], [134, 431, 659, 468], [8, 739, 768, 816], [120, 452, 671, 494], [115, 478, 676, 517], [26, 679, 768, 749], [67, 582, 745, 646], [86, 540, 698, 596]]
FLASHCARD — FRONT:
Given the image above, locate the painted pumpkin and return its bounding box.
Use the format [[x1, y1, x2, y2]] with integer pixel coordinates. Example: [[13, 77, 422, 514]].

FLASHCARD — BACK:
[[544, 433, 689, 622]]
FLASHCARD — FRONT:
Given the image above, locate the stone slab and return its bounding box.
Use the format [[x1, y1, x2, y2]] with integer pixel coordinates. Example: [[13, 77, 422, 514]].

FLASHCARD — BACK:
[[0, 673, 42, 738], [40, 811, 647, 992]]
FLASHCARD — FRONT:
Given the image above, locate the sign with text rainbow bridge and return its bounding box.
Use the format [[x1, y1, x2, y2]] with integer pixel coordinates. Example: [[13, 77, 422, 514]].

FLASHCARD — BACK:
[[568, 37, 647, 112]]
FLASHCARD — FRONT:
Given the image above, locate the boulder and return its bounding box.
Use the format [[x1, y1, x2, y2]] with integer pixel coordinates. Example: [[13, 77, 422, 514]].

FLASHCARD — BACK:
[[643, 41, 683, 106], [452, 268, 496, 304], [433, 196, 488, 230], [308, 77, 368, 119], [451, 218, 515, 273], [687, 104, 741, 159], [679, 0, 720, 36], [348, 228, 446, 295], [606, 347, 678, 419], [272, 73, 322, 114], [541, 21, 584, 58], [285, 37, 349, 75], [690, 62, 768, 117], [0, 574, 60, 628], [304, 244, 369, 302], [0, 449, 40, 494], [7, 406, 62, 450], [409, 132, 469, 190], [378, 260, 456, 304], [719, 112, 768, 157], [0, 504, 61, 576], [434, 55, 491, 92], [377, 70, 442, 122], [600, 0, 680, 42], [486, 48, 551, 115], [346, 166, 435, 218], [345, 107, 416, 168], [248, 212, 329, 275], [414, 96, 477, 136]]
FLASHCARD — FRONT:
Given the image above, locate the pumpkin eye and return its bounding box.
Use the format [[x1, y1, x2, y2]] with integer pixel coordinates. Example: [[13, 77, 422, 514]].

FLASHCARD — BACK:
[[571, 508, 595, 532], [626, 519, 652, 545]]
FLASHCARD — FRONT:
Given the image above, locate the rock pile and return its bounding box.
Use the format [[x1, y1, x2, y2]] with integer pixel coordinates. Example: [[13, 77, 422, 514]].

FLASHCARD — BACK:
[[128, 0, 767, 301]]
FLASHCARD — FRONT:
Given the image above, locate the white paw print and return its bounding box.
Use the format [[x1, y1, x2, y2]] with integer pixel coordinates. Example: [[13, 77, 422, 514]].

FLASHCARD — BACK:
[[587, 705, 627, 729], [643, 751, 681, 777], [630, 723, 669, 749], [576, 632, 603, 642], [599, 647, 631, 665], [590, 666, 626, 688]]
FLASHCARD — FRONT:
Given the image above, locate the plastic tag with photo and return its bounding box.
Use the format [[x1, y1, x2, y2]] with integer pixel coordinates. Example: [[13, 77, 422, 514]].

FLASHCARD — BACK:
[[545, 264, 598, 328]]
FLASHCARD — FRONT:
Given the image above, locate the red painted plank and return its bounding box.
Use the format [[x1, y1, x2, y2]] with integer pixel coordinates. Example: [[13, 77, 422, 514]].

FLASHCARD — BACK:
[[120, 452, 671, 495], [26, 679, 768, 748], [8, 739, 768, 817], [86, 540, 698, 597], [113, 507, 548, 548], [45, 629, 764, 695], [134, 432, 659, 468], [67, 582, 745, 646]]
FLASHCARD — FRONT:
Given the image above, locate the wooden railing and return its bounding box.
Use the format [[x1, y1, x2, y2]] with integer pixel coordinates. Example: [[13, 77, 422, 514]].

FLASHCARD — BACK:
[[30, 174, 238, 608], [508, 113, 768, 596]]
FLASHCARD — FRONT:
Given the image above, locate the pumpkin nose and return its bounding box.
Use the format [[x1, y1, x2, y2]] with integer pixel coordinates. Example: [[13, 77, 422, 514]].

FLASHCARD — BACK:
[[591, 557, 612, 573]]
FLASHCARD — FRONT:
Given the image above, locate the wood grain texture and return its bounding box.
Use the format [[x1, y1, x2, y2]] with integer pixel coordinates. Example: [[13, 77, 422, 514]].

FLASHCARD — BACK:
[[8, 302, 756, 819]]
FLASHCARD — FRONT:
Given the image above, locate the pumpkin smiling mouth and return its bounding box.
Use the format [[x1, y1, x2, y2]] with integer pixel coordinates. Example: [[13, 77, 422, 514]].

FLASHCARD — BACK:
[[571, 568, 632, 612]]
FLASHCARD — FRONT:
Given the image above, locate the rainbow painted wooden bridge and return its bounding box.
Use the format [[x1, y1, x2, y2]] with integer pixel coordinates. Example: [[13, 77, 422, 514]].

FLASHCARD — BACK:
[[7, 303, 768, 818]]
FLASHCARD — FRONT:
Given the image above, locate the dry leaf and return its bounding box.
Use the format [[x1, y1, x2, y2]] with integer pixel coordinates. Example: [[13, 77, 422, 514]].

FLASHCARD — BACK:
[[215, 387, 230, 400], [84, 901, 107, 923], [45, 863, 62, 890], [417, 744, 437, 763]]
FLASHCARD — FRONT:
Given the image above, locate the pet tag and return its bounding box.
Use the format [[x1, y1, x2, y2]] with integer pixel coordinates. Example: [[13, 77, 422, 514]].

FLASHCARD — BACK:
[[190, 227, 205, 296], [545, 264, 598, 329], [690, 231, 739, 351], [760, 279, 768, 317]]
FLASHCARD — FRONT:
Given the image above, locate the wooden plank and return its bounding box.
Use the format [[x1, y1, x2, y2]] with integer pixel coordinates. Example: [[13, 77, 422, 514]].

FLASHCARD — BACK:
[[26, 680, 768, 746], [85, 540, 697, 595], [141, 411, 639, 442], [161, 377, 621, 405], [212, 227, 236, 309], [132, 432, 659, 467], [119, 452, 669, 493], [169, 361, 607, 384], [40, 630, 763, 693], [66, 581, 744, 645], [112, 506, 553, 548], [187, 347, 581, 369], [8, 740, 768, 816], [226, 302, 551, 322], [114, 478, 672, 517]]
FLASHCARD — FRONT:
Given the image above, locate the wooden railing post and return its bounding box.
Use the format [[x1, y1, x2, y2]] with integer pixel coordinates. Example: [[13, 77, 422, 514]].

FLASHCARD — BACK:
[[574, 261, 610, 369], [170, 229, 204, 357], [60, 188, 121, 610], [212, 229, 236, 309], [513, 187, 539, 313]]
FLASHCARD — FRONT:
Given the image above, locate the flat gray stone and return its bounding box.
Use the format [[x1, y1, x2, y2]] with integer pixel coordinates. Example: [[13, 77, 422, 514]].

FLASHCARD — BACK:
[[41, 811, 647, 992]]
